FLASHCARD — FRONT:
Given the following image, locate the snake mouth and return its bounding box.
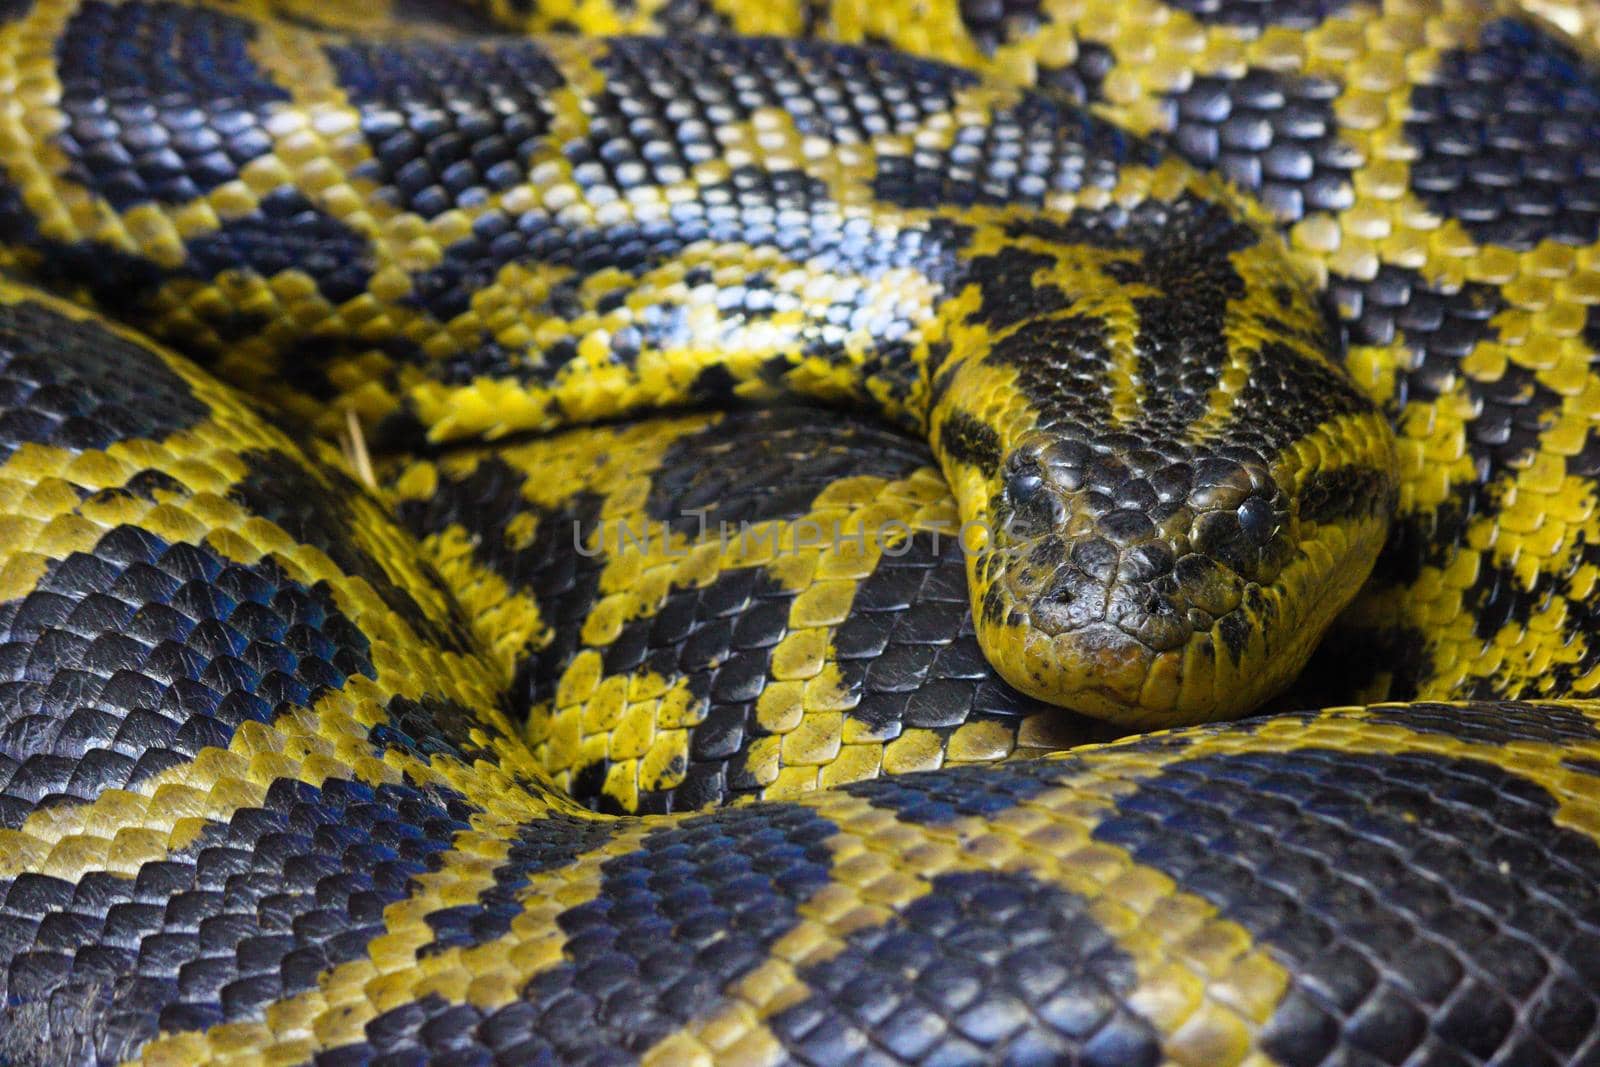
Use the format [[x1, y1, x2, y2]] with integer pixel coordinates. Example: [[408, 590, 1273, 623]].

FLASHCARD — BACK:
[[971, 431, 1393, 726]]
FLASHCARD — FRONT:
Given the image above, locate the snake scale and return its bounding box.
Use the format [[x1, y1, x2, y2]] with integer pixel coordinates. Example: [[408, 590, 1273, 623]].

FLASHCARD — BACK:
[[0, 0, 1599, 1062]]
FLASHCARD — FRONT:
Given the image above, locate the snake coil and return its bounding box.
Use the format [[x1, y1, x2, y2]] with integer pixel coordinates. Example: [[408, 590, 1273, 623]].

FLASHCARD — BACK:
[[0, 0, 1598, 1064]]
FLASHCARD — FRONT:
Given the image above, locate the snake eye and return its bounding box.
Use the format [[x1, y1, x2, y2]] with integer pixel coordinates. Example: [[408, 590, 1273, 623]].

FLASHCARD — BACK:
[[1004, 455, 1046, 505], [1237, 495, 1280, 546]]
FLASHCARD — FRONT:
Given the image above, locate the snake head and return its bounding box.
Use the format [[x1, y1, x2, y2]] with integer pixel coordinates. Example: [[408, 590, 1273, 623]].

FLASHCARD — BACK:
[[958, 393, 1396, 728]]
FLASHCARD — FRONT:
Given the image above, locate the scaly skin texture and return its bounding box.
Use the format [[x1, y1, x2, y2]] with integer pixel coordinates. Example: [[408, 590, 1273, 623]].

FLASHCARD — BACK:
[[0, 1, 1597, 1066], [0, 3, 1397, 724]]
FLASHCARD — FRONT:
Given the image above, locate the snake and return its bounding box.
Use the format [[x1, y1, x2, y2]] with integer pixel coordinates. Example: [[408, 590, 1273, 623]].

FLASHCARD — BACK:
[[0, 0, 1599, 1062]]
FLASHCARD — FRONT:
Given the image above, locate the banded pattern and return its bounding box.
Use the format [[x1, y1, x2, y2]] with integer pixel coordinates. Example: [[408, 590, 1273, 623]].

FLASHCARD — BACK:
[[0, 0, 1595, 1065]]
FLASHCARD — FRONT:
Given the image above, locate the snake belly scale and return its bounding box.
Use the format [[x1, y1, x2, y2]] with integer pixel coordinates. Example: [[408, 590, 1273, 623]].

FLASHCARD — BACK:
[[0, 0, 1596, 1064]]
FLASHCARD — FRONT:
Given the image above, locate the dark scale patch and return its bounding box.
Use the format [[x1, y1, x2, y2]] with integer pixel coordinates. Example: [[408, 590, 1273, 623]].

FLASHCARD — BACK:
[[405, 167, 842, 327], [0, 299, 208, 463], [1466, 559, 1548, 644], [370, 694, 499, 768], [0, 191, 169, 325], [549, 563, 802, 814], [401, 36, 984, 336], [936, 411, 1003, 476], [962, 246, 1071, 331], [179, 189, 374, 305], [325, 39, 564, 221], [393, 456, 609, 666], [54, 1, 289, 211], [768, 869, 1161, 1065], [0, 527, 375, 830], [985, 313, 1115, 433], [0, 0, 32, 22], [1035, 40, 1115, 106], [845, 753, 1077, 825], [419, 812, 615, 954], [834, 532, 1070, 738], [1333, 264, 1561, 608], [596, 36, 972, 152], [1407, 19, 1600, 250], [872, 87, 1158, 211], [1160, 69, 1357, 224], [1229, 341, 1376, 456], [0, 775, 474, 1063], [1093, 747, 1600, 1066], [1362, 699, 1600, 747], [1297, 466, 1392, 525], [957, 0, 1048, 56], [230, 449, 475, 657], [637, 0, 737, 34], [331, 804, 838, 1063], [641, 407, 933, 529], [1165, 0, 1348, 30]]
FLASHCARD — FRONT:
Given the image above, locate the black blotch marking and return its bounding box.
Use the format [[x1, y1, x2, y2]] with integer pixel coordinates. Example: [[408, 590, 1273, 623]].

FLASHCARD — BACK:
[[642, 407, 931, 528], [54, 1, 289, 210], [0, 776, 474, 1058], [1094, 747, 1600, 1066], [634, 0, 738, 34], [0, 300, 207, 462], [419, 811, 616, 955], [1164, 69, 1356, 224], [326, 39, 564, 221], [230, 450, 475, 657], [1297, 466, 1393, 524], [390, 0, 503, 34], [845, 755, 1075, 824], [336, 805, 837, 1062], [1284, 622, 1432, 706], [1036, 41, 1115, 106], [1166, 0, 1348, 29], [872, 88, 1155, 211], [937, 411, 1003, 477], [0, 0, 32, 22], [957, 0, 1048, 56], [768, 868, 1162, 1065], [181, 189, 374, 305], [555, 563, 798, 814], [394, 455, 609, 668], [87, 469, 187, 507], [985, 312, 1113, 430], [1000, 195, 1273, 435], [369, 694, 501, 768], [835, 533, 1081, 743], [0, 527, 375, 830], [1333, 266, 1546, 578], [1230, 340, 1376, 453], [1407, 18, 1600, 250], [1363, 700, 1600, 747], [963, 247, 1071, 331], [1215, 610, 1251, 662]]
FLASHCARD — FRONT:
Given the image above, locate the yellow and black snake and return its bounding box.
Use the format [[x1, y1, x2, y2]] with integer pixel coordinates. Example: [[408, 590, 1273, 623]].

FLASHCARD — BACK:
[[1, 0, 1600, 1063]]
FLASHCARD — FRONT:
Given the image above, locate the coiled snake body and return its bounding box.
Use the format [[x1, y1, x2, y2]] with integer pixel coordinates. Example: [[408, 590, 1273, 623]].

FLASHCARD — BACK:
[[0, 0, 1599, 1063]]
